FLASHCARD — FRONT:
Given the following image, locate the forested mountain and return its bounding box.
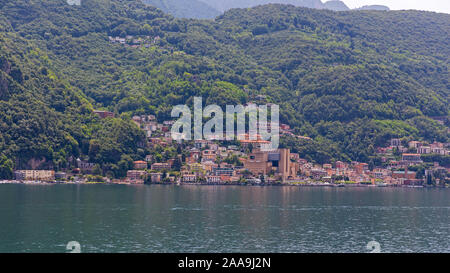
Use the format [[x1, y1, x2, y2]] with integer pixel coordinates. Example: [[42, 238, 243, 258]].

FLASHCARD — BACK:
[[142, 0, 387, 19], [142, 0, 326, 19], [0, 0, 448, 176], [322, 1, 349, 11], [197, 0, 324, 12], [142, 0, 221, 19]]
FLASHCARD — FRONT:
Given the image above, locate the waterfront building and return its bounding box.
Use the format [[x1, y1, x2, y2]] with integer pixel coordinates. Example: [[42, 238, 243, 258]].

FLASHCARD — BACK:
[[150, 173, 162, 183], [206, 176, 221, 184], [77, 159, 96, 173], [372, 168, 390, 179], [244, 150, 271, 175], [14, 170, 55, 181], [127, 170, 146, 180], [392, 170, 416, 180], [244, 148, 298, 181], [55, 172, 67, 180], [182, 174, 197, 183]]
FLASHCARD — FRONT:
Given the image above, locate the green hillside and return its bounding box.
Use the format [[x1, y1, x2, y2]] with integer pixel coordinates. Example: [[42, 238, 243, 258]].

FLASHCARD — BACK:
[[0, 0, 448, 175]]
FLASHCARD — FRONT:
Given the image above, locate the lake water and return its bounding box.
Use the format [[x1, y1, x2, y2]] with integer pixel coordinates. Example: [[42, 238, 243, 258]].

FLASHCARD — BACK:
[[0, 184, 448, 253]]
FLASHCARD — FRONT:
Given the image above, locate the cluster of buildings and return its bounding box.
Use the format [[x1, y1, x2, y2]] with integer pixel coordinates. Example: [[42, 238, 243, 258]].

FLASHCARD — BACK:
[[180, 147, 298, 184], [117, 130, 449, 186], [10, 112, 449, 187], [371, 138, 450, 185], [131, 114, 175, 138], [108, 35, 160, 49], [115, 129, 449, 186], [387, 138, 448, 155], [377, 139, 449, 167], [118, 115, 314, 184]]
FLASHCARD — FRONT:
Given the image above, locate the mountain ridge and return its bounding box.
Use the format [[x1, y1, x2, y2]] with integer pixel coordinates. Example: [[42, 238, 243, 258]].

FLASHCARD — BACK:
[[356, 5, 390, 11], [323, 1, 349, 11], [143, 0, 221, 19], [142, 0, 391, 19]]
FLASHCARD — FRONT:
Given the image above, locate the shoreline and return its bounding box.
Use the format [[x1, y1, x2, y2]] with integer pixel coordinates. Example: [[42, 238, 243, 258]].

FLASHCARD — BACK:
[[0, 180, 444, 188]]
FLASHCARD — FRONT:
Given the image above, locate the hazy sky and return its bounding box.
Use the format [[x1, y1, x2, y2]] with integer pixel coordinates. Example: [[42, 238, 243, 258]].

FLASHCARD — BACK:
[[342, 0, 450, 14]]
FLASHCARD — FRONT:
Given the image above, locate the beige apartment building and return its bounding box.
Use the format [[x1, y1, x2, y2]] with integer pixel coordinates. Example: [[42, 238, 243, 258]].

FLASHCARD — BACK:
[[14, 170, 55, 181], [127, 170, 147, 180]]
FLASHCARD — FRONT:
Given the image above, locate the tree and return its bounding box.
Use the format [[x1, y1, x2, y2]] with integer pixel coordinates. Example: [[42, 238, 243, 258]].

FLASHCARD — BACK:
[[172, 157, 182, 171], [117, 154, 134, 178], [241, 169, 253, 178], [0, 155, 13, 179], [426, 174, 434, 186], [92, 164, 103, 176]]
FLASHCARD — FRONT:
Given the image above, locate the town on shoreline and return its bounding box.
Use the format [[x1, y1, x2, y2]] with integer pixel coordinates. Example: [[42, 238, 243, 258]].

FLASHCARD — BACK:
[[5, 113, 450, 188]]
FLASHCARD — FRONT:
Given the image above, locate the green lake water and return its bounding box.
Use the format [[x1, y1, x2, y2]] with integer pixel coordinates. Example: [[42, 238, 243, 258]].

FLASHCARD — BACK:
[[0, 184, 448, 253]]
